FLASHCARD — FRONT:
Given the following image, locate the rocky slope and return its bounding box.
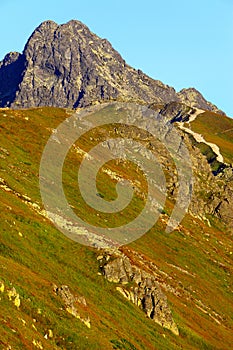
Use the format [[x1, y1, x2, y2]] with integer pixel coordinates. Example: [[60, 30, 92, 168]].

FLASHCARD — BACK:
[[177, 88, 222, 114], [0, 20, 223, 113], [1, 107, 233, 349], [157, 102, 233, 230]]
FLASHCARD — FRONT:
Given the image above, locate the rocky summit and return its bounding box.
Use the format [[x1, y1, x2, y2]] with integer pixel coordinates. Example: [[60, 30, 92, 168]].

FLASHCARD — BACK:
[[0, 20, 222, 112]]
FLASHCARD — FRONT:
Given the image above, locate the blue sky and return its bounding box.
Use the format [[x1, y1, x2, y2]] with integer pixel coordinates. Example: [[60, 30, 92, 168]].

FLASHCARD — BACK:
[[0, 0, 232, 116]]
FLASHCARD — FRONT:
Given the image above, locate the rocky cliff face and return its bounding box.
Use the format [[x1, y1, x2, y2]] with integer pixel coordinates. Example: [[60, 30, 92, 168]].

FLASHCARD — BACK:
[[0, 20, 222, 112], [98, 251, 179, 335], [178, 88, 223, 114], [0, 20, 178, 109], [0, 51, 25, 107]]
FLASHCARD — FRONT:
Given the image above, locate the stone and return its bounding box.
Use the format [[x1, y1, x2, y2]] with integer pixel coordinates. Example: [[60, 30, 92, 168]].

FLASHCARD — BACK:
[[7, 286, 21, 307], [0, 281, 4, 293], [101, 253, 179, 335], [14, 294, 21, 308], [102, 256, 133, 284], [177, 88, 224, 115], [55, 285, 76, 307], [48, 329, 53, 338], [54, 285, 90, 328], [32, 340, 43, 349], [7, 287, 17, 300], [0, 52, 25, 107]]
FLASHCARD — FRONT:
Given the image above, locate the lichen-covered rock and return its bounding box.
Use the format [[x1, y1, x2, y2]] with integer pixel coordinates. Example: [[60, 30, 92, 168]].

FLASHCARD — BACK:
[[54, 285, 90, 328], [100, 254, 179, 335], [178, 88, 224, 115], [7, 287, 21, 308], [0, 281, 4, 293], [102, 256, 133, 284], [54, 285, 77, 307]]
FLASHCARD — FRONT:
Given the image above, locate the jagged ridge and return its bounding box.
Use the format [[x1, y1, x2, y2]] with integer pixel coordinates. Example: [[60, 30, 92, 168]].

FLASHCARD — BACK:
[[0, 20, 223, 112]]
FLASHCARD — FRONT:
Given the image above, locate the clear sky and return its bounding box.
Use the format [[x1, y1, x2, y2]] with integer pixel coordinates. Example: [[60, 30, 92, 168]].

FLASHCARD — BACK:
[[0, 0, 232, 116]]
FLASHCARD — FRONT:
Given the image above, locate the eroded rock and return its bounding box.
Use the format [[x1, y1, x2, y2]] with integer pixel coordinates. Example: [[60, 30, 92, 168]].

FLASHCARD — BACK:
[[100, 253, 179, 335], [54, 285, 90, 328]]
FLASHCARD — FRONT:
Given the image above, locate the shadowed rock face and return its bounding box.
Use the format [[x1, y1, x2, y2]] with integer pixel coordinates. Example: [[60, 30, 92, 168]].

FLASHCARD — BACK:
[[0, 52, 25, 107], [0, 20, 177, 109], [0, 20, 221, 112]]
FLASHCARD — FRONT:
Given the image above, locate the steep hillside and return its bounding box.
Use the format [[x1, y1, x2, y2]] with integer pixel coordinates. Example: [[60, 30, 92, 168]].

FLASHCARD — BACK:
[[157, 102, 233, 230], [189, 111, 233, 165], [1, 105, 232, 349]]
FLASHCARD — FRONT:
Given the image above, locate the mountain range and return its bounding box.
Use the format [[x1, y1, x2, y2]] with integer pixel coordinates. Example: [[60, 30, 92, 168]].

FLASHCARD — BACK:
[[0, 20, 233, 350]]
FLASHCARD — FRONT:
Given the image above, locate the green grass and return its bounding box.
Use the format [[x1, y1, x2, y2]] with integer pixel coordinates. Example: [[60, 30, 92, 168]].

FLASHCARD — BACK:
[[190, 111, 233, 165], [1, 107, 233, 349]]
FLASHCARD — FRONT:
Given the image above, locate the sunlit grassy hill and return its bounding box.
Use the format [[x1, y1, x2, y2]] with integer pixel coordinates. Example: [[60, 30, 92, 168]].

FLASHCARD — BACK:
[[1, 107, 233, 350]]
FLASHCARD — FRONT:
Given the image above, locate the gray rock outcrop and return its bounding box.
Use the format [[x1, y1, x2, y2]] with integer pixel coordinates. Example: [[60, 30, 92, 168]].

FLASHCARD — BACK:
[[54, 284, 90, 328], [178, 88, 224, 115], [99, 253, 179, 335]]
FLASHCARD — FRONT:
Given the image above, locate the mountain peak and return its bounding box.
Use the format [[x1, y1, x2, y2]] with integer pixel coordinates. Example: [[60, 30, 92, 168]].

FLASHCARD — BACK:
[[0, 20, 223, 113], [1, 52, 22, 66], [178, 87, 222, 114], [36, 19, 58, 29], [31, 19, 90, 35]]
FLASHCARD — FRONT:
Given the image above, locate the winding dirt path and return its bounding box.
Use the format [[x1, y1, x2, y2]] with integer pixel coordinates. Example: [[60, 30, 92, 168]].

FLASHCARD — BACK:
[[177, 109, 224, 163]]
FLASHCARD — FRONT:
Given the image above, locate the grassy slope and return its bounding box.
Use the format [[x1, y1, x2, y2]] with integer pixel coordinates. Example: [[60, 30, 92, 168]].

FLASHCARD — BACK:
[[0, 107, 233, 349], [189, 111, 233, 165]]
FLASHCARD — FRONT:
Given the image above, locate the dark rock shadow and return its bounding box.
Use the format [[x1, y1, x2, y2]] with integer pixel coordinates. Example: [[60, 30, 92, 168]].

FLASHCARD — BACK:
[[0, 52, 26, 107]]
